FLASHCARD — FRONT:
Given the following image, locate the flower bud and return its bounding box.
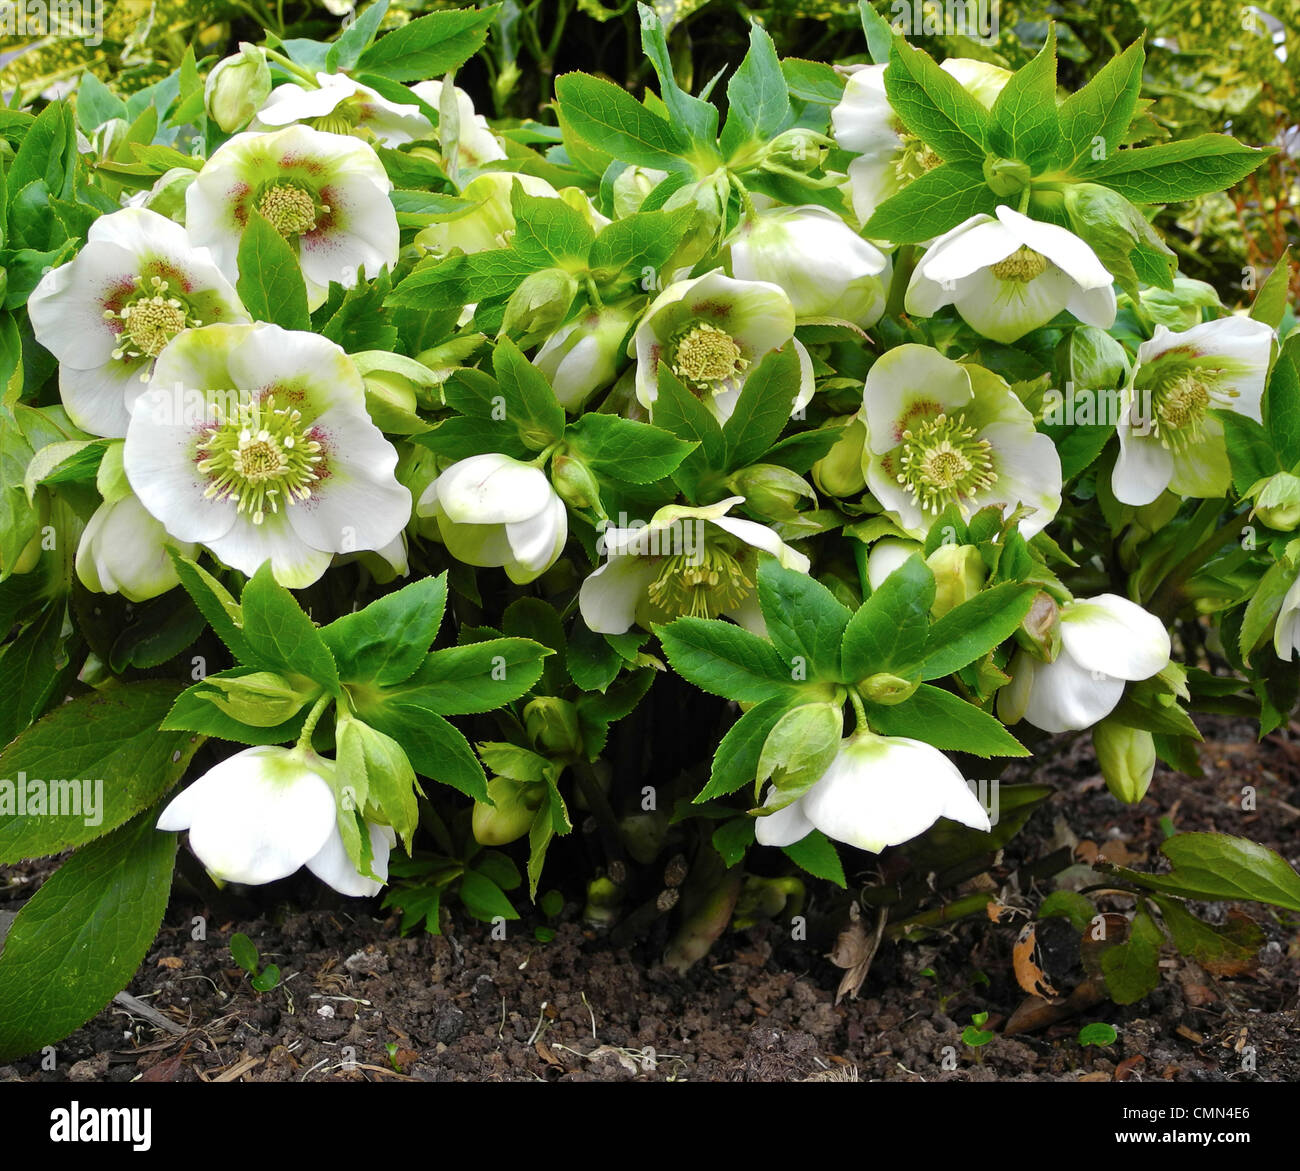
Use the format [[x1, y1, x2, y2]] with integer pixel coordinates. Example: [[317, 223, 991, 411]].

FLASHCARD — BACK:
[[726, 464, 815, 522], [205, 43, 273, 134], [1093, 719, 1156, 804], [926, 543, 986, 618], [201, 671, 319, 727], [533, 304, 636, 411], [550, 453, 603, 514], [523, 696, 584, 759], [583, 876, 622, 927], [859, 672, 920, 705], [1016, 591, 1061, 661], [982, 155, 1031, 197], [762, 128, 829, 175], [613, 165, 666, 218], [75, 493, 196, 602], [1251, 471, 1300, 531], [472, 776, 546, 846], [812, 415, 868, 497], [352, 351, 441, 435], [142, 167, 198, 222], [498, 267, 578, 349]]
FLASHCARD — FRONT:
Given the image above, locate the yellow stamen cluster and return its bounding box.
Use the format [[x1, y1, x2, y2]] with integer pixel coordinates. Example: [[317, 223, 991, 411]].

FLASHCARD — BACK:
[[105, 276, 195, 366], [195, 394, 323, 525], [896, 412, 997, 514], [1145, 372, 1234, 452], [990, 246, 1048, 283], [671, 323, 747, 391], [647, 544, 753, 619], [256, 183, 322, 237]]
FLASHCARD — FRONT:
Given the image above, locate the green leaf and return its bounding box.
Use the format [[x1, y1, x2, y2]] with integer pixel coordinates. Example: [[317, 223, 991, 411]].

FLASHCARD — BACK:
[[1152, 895, 1263, 975], [1077, 1022, 1118, 1047], [841, 554, 933, 680], [863, 161, 999, 244], [1240, 553, 1297, 658], [649, 365, 727, 494], [720, 20, 791, 156], [235, 211, 311, 331], [657, 617, 799, 703], [459, 870, 519, 921], [920, 583, 1037, 680], [356, 5, 499, 82], [0, 603, 66, 745], [330, 0, 390, 71], [0, 682, 201, 864], [492, 336, 565, 448], [712, 817, 755, 867], [988, 27, 1058, 170], [240, 563, 341, 694], [1102, 832, 1300, 911], [8, 101, 76, 203], [781, 829, 845, 887], [1084, 135, 1273, 204], [638, 3, 720, 145], [756, 558, 851, 681], [698, 695, 794, 801], [756, 701, 842, 802], [162, 668, 309, 745], [380, 638, 550, 716], [320, 574, 447, 686], [884, 37, 989, 164], [565, 414, 696, 483], [588, 206, 696, 285], [554, 72, 690, 170], [864, 684, 1028, 757], [360, 702, 488, 803], [229, 932, 259, 974], [1264, 353, 1300, 470], [722, 347, 802, 470], [0, 808, 177, 1061], [1055, 38, 1145, 173], [1100, 903, 1163, 1005], [1249, 248, 1291, 330], [74, 72, 127, 132], [857, 0, 894, 64], [167, 551, 252, 660], [337, 715, 419, 848], [509, 188, 596, 268], [1218, 410, 1278, 497]]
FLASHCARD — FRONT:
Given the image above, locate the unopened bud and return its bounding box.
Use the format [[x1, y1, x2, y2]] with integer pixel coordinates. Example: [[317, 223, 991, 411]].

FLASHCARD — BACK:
[[523, 696, 583, 759], [472, 776, 546, 846], [726, 464, 815, 522], [1016, 591, 1061, 661], [859, 672, 920, 705], [205, 43, 272, 134], [812, 415, 868, 498], [1252, 471, 1300, 532], [1093, 719, 1156, 804], [926, 543, 986, 618], [498, 267, 578, 348], [550, 453, 603, 514]]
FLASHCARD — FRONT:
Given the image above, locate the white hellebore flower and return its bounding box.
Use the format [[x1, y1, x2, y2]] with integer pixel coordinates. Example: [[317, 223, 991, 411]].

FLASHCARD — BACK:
[[27, 207, 249, 437], [730, 204, 891, 329], [186, 124, 399, 310], [1274, 571, 1300, 661], [755, 732, 991, 853], [906, 206, 1117, 343], [632, 269, 814, 425], [1111, 316, 1275, 506], [998, 594, 1171, 733], [409, 79, 507, 169], [862, 345, 1062, 538], [253, 72, 430, 145], [533, 303, 637, 411], [580, 496, 809, 635], [831, 60, 1011, 224], [157, 745, 395, 894], [76, 493, 197, 602], [124, 323, 411, 588], [417, 453, 568, 584]]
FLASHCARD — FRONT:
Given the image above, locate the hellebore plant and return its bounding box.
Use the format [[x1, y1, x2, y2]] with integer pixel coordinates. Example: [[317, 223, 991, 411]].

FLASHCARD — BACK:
[[3, 2, 1300, 1065]]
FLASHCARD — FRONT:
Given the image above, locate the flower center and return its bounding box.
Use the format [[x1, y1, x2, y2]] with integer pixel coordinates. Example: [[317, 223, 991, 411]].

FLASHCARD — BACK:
[[1142, 372, 1233, 452], [309, 102, 361, 137], [990, 246, 1048, 283], [195, 394, 324, 525], [671, 323, 747, 392], [257, 183, 320, 237], [896, 412, 997, 515], [646, 541, 753, 620], [105, 276, 196, 364], [896, 130, 943, 181]]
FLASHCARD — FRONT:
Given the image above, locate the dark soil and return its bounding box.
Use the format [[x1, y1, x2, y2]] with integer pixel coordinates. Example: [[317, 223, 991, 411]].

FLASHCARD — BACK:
[[2, 716, 1298, 1083]]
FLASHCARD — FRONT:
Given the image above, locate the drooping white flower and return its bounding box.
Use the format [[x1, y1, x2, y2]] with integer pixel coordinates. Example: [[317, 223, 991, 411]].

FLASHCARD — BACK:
[[579, 496, 809, 635], [906, 206, 1117, 343], [532, 304, 637, 411], [729, 204, 891, 328], [124, 323, 411, 589], [755, 731, 991, 852], [186, 124, 399, 310], [158, 745, 395, 894], [831, 60, 1012, 224], [253, 72, 430, 145], [409, 79, 507, 168], [27, 207, 249, 438], [865, 536, 923, 589], [1112, 316, 1275, 506], [417, 453, 568, 584], [632, 268, 814, 425], [76, 492, 197, 602], [998, 594, 1171, 732], [158, 746, 339, 885], [861, 344, 1062, 538]]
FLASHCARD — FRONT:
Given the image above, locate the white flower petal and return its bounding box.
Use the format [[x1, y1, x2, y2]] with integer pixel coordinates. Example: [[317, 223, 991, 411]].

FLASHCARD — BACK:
[[436, 454, 553, 525], [1019, 652, 1126, 732], [1060, 594, 1170, 682], [579, 556, 659, 634]]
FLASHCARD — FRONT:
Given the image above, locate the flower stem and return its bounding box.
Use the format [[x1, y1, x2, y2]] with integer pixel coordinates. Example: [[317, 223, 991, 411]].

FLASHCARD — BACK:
[[849, 689, 871, 734], [295, 693, 332, 754], [265, 49, 320, 87]]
